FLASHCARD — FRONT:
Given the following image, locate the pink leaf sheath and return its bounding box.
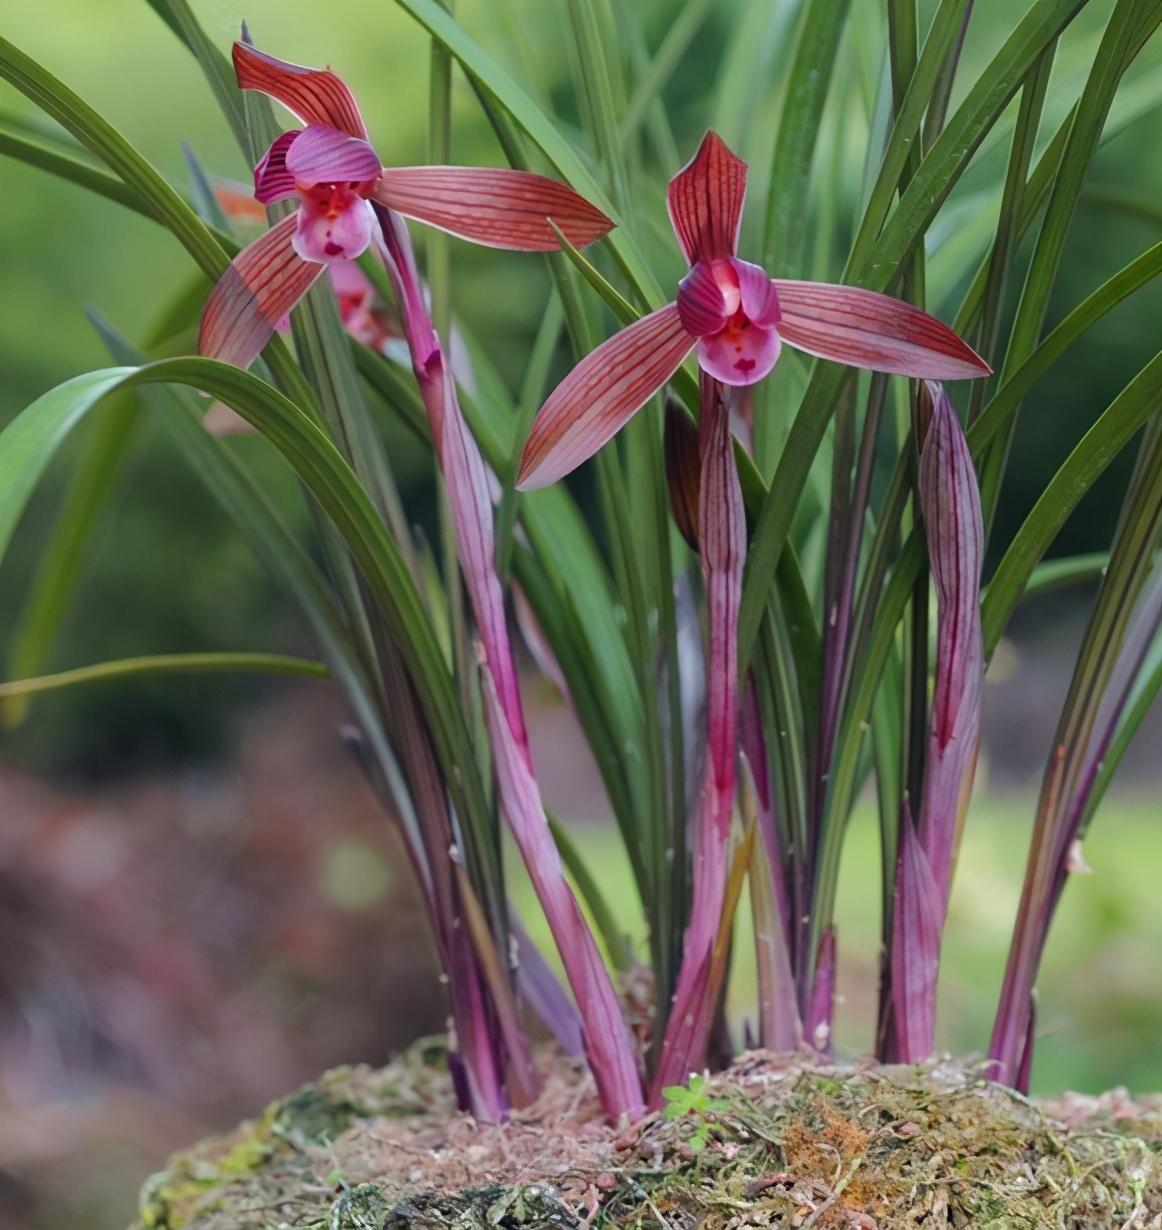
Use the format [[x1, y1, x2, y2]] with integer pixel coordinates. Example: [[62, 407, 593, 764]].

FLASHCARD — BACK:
[[773, 281, 991, 380], [741, 687, 802, 1052], [885, 384, 984, 1064], [198, 214, 323, 368], [916, 382, 984, 910], [283, 123, 381, 185], [805, 926, 838, 1055], [482, 665, 645, 1121], [652, 376, 746, 1098], [373, 166, 614, 252], [666, 131, 747, 265], [518, 305, 696, 490], [232, 40, 369, 139], [890, 817, 944, 1062]]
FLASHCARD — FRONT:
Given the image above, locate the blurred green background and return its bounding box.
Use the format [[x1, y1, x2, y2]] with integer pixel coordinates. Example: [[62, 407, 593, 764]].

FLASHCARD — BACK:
[[2, 1, 1162, 1226]]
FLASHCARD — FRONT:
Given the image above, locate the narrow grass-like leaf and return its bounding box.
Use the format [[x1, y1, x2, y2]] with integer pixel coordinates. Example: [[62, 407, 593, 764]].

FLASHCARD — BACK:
[[0, 112, 150, 216], [2, 395, 137, 727], [739, 0, 1089, 671], [0, 653, 326, 698]]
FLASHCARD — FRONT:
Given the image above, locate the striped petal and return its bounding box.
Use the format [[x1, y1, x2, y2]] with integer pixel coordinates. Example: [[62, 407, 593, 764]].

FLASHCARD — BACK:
[[253, 130, 300, 204], [517, 305, 695, 490], [284, 123, 381, 186], [232, 41, 368, 139], [373, 166, 614, 251], [774, 280, 990, 379], [198, 214, 323, 368], [666, 131, 747, 265]]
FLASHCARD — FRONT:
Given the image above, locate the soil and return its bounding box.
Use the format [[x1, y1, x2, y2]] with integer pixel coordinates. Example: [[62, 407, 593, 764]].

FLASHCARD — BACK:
[[131, 1042, 1162, 1229]]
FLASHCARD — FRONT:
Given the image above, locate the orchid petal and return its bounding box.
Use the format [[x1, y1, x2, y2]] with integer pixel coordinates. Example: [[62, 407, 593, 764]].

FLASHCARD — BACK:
[[232, 41, 368, 139], [373, 166, 614, 251], [213, 180, 268, 224], [253, 130, 300, 204], [518, 305, 695, 490], [676, 260, 734, 337], [734, 259, 781, 326], [698, 321, 781, 386], [666, 131, 747, 264], [774, 281, 990, 379], [198, 214, 323, 368], [293, 195, 375, 263], [201, 401, 255, 436], [283, 123, 381, 186]]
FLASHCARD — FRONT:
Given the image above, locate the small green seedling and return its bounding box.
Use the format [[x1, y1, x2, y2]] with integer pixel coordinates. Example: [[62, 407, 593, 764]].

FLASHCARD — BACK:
[[661, 1074, 732, 1152]]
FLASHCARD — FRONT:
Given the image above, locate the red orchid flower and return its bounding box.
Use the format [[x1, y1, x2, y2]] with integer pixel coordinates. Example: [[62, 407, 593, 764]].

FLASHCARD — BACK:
[[199, 41, 613, 369], [518, 132, 989, 490]]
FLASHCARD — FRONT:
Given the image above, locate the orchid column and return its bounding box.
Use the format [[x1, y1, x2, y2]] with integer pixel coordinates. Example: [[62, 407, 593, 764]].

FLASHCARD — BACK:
[[199, 40, 644, 1122]]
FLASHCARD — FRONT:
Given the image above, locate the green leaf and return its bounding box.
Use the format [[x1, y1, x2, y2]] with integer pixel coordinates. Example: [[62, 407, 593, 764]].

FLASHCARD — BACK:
[[982, 350, 1162, 651], [0, 653, 326, 699], [0, 362, 492, 852], [142, 0, 250, 153], [390, 0, 662, 306], [0, 111, 150, 216], [738, 0, 1090, 671], [618, 0, 716, 147], [762, 0, 852, 278], [2, 395, 138, 727]]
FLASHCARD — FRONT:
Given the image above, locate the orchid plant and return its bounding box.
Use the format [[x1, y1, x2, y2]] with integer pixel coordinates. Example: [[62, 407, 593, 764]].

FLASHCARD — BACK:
[[2, 0, 1162, 1127]]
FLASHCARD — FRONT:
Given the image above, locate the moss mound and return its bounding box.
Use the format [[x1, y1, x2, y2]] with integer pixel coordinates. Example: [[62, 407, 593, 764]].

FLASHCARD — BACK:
[[133, 1044, 1162, 1229]]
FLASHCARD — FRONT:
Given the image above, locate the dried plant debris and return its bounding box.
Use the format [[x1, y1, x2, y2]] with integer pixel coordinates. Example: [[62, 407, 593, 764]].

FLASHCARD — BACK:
[[134, 1044, 1162, 1230]]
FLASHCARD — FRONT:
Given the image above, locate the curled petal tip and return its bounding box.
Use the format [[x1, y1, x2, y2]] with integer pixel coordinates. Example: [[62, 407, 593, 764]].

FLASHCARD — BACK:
[[232, 41, 368, 139]]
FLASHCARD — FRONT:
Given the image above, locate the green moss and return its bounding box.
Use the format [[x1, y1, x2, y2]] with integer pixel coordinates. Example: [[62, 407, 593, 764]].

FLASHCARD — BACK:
[[133, 1050, 1162, 1230]]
